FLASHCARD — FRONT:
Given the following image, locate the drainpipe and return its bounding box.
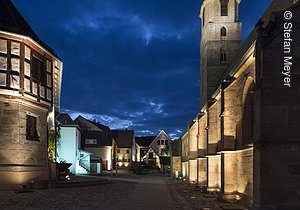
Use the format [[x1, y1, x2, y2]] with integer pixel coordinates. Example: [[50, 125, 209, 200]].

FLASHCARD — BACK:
[[54, 121, 57, 163], [115, 145, 118, 176]]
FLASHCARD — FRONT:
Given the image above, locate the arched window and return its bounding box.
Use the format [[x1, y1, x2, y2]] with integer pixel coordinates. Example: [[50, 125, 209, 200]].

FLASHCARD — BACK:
[[221, 27, 227, 38], [220, 0, 229, 16], [220, 49, 226, 63]]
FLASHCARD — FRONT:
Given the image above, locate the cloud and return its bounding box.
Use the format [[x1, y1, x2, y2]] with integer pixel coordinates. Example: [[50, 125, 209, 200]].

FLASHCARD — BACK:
[[12, 0, 273, 140], [64, 109, 136, 129]]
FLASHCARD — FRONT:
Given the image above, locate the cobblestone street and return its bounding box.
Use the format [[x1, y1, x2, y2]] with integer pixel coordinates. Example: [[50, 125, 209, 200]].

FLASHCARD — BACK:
[[0, 174, 247, 210]]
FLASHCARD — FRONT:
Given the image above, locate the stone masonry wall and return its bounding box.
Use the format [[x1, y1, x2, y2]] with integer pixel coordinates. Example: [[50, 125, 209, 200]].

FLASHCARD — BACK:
[[0, 96, 49, 189]]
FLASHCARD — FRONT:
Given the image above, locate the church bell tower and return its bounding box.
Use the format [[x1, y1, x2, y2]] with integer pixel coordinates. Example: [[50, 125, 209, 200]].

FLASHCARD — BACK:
[[199, 0, 242, 110]]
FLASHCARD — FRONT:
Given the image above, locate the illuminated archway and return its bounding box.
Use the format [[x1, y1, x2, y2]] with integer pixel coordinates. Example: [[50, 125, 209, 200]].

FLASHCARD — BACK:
[[237, 76, 254, 148]]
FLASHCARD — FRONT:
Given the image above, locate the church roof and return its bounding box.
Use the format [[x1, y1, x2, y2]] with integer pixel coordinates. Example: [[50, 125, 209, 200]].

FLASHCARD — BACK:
[[0, 0, 56, 56]]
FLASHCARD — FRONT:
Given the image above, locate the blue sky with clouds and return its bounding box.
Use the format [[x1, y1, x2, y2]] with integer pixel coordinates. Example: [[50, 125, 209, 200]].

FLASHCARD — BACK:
[[12, 0, 272, 139]]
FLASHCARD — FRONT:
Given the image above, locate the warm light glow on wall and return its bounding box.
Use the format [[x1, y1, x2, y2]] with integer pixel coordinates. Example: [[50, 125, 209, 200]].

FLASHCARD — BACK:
[[189, 159, 197, 183], [207, 155, 221, 192], [197, 158, 207, 186], [182, 162, 188, 179]]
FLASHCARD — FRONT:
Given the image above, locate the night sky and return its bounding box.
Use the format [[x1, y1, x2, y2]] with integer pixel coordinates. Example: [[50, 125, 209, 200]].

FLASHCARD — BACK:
[[13, 0, 272, 138]]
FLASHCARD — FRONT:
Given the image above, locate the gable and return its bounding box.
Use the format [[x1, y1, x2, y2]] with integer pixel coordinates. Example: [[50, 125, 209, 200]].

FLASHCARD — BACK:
[[150, 130, 171, 148], [142, 147, 159, 160]]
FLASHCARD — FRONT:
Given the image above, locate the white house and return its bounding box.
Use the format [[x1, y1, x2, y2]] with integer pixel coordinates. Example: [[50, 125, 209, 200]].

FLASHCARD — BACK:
[[57, 114, 97, 175]]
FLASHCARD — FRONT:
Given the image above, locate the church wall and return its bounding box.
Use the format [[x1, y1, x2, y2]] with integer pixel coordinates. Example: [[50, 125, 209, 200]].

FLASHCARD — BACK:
[[233, 60, 256, 148], [253, 8, 300, 208], [181, 161, 188, 179], [221, 152, 237, 198], [208, 101, 220, 154], [207, 155, 221, 192], [188, 159, 197, 184], [198, 114, 207, 157], [236, 148, 253, 198], [197, 157, 207, 186], [188, 121, 198, 159], [171, 156, 181, 179], [222, 83, 238, 149], [181, 133, 189, 162]]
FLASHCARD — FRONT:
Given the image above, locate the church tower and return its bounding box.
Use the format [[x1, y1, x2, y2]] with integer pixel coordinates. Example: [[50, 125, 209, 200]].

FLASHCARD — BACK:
[[200, 0, 242, 110]]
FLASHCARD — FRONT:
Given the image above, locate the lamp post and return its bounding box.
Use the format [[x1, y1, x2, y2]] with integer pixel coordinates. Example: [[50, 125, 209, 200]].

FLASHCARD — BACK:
[[115, 145, 118, 176]]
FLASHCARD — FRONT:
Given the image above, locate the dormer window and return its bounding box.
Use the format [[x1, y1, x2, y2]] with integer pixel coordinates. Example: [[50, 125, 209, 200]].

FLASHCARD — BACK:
[[221, 27, 227, 40], [221, 0, 228, 16]]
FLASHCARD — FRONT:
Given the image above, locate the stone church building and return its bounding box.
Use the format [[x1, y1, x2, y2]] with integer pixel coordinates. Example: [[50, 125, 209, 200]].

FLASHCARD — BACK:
[[172, 0, 300, 209], [0, 0, 62, 189]]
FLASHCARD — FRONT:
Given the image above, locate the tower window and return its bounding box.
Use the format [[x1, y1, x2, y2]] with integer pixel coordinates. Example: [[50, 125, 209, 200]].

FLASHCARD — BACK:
[[221, 0, 229, 16], [221, 27, 227, 39], [235, 0, 239, 21], [203, 8, 205, 26], [220, 49, 227, 63]]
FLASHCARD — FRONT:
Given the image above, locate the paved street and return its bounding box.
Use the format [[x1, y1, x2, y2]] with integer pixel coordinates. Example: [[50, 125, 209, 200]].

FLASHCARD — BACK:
[[0, 173, 247, 210]]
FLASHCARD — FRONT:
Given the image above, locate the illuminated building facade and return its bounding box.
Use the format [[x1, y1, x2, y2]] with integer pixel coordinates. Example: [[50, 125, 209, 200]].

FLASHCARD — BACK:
[[174, 0, 300, 209], [0, 0, 62, 189], [112, 129, 135, 168], [136, 130, 171, 168], [74, 115, 115, 171], [57, 114, 98, 175]]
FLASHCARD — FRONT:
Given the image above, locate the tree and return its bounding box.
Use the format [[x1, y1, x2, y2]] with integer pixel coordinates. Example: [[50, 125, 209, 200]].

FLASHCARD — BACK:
[[161, 149, 170, 157], [48, 129, 61, 162]]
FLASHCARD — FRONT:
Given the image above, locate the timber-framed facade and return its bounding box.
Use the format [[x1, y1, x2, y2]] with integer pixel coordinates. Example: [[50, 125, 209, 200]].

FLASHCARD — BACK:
[[0, 0, 62, 189]]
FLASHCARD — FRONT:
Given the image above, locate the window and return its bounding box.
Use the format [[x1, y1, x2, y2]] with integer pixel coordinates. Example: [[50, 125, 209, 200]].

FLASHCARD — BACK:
[[47, 89, 52, 101], [221, 27, 227, 38], [32, 55, 46, 84], [126, 150, 129, 154], [157, 140, 161, 145], [24, 62, 30, 77], [221, 0, 228, 16], [202, 8, 205, 26], [0, 56, 7, 70], [0, 73, 6, 86], [0, 39, 7, 54], [149, 152, 153, 159], [85, 139, 97, 145], [235, 0, 238, 21], [25, 46, 30, 60], [26, 115, 38, 140], [11, 42, 20, 56], [117, 149, 120, 153], [220, 49, 227, 63]]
